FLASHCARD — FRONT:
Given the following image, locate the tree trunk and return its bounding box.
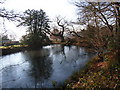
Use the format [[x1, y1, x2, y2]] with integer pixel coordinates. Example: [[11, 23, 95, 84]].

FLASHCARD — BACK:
[[60, 35, 64, 42], [114, 2, 120, 63]]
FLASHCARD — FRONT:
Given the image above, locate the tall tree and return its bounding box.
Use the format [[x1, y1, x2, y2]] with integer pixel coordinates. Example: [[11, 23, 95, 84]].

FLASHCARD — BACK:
[[18, 9, 51, 49], [74, 2, 120, 60]]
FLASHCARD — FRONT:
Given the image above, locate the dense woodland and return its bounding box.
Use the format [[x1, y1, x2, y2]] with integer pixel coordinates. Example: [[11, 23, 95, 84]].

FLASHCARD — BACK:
[[0, 0, 120, 88]]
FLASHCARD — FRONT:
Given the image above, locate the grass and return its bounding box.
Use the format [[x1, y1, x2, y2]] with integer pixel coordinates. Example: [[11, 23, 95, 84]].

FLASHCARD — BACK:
[[65, 50, 120, 89], [0, 45, 28, 49]]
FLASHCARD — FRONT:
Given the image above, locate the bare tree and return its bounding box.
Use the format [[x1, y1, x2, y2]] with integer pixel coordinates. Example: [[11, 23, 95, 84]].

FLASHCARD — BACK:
[[51, 16, 69, 42], [0, 0, 22, 37], [74, 2, 120, 61]]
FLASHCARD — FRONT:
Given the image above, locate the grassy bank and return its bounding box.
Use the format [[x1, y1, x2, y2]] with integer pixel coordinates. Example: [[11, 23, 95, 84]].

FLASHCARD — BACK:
[[64, 50, 120, 89], [0, 45, 27, 55]]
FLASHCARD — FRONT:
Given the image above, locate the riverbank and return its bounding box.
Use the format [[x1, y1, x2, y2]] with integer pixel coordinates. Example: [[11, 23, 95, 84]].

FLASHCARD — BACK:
[[1, 41, 91, 56], [0, 45, 27, 56], [64, 50, 120, 88]]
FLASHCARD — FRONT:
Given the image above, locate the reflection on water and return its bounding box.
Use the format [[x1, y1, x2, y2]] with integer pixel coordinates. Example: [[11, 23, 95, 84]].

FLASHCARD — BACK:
[[0, 45, 95, 88]]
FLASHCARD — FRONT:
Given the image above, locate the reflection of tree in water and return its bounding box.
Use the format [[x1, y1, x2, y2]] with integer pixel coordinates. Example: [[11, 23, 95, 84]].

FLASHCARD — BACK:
[[60, 46, 86, 65], [26, 49, 53, 87], [51, 45, 66, 56], [60, 45, 66, 58]]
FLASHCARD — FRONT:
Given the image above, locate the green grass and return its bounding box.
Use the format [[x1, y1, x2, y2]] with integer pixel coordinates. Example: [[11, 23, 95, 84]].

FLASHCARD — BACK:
[[0, 45, 28, 49]]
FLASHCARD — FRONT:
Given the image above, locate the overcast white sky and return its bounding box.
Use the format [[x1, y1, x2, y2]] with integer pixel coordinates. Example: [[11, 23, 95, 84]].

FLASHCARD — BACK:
[[1, 0, 78, 40]]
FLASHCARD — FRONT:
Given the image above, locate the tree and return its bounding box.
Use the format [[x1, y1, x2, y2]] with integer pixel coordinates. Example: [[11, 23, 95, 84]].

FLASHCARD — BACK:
[[75, 2, 120, 36], [51, 16, 69, 42], [1, 35, 9, 40], [74, 2, 120, 61], [18, 9, 51, 49], [0, 0, 20, 21], [0, 0, 21, 39]]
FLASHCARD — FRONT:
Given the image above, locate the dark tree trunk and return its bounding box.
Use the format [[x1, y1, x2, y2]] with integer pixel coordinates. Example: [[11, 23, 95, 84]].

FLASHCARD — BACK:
[[60, 35, 64, 42], [115, 2, 120, 63]]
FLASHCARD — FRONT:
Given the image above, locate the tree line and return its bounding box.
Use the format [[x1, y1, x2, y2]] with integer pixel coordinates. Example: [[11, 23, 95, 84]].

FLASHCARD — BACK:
[[0, 1, 120, 61], [74, 2, 120, 61]]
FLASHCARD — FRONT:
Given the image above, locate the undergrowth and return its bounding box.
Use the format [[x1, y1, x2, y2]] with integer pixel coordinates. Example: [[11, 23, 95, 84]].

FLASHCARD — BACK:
[[65, 50, 120, 89]]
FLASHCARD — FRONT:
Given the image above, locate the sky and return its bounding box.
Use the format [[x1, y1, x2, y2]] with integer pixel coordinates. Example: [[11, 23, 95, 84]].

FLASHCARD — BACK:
[[1, 0, 78, 40]]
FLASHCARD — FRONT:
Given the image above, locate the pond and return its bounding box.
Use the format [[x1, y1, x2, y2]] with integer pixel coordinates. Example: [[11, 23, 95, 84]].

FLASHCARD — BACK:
[[0, 45, 95, 88]]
